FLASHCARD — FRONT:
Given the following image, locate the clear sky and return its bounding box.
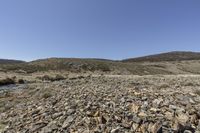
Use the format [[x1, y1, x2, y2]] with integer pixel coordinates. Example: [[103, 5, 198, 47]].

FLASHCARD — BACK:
[[0, 0, 200, 61]]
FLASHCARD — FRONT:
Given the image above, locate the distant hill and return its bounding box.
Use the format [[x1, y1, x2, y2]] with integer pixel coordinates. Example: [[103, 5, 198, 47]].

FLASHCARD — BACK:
[[2, 51, 200, 75], [0, 59, 25, 64], [123, 51, 200, 62], [0, 58, 114, 73]]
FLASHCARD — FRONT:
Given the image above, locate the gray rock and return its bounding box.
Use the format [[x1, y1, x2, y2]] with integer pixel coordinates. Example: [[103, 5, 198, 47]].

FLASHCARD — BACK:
[[52, 112, 63, 119], [111, 127, 121, 133], [152, 98, 163, 107], [184, 130, 193, 133], [62, 116, 74, 129], [66, 109, 76, 115], [41, 121, 58, 133], [132, 115, 142, 124]]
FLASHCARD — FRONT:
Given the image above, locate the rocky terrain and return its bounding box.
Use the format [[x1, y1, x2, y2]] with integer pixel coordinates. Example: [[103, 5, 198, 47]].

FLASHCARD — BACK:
[[1, 74, 200, 133], [1, 52, 200, 133]]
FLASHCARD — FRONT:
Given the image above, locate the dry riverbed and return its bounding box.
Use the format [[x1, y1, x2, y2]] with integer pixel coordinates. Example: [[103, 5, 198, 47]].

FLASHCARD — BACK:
[[1, 74, 200, 133]]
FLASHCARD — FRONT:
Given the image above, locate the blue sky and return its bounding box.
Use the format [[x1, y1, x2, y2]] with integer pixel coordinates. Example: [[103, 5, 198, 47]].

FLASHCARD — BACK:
[[0, 0, 200, 61]]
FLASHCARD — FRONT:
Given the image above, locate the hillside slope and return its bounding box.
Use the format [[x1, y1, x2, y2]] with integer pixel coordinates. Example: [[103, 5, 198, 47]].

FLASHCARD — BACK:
[[1, 51, 200, 75], [123, 51, 200, 62], [0, 59, 25, 64]]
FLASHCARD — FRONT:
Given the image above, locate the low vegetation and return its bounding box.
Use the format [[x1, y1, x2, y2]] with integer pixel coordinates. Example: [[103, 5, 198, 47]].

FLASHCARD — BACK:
[[2, 52, 200, 75], [42, 92, 53, 99], [123, 51, 200, 62], [0, 78, 15, 86], [37, 74, 66, 82]]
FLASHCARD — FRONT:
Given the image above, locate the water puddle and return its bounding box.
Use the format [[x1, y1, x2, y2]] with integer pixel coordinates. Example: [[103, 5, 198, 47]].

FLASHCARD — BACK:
[[0, 84, 28, 92]]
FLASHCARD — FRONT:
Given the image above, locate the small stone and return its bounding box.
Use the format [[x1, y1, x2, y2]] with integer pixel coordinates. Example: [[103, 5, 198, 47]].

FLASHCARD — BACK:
[[139, 123, 148, 133], [121, 120, 132, 129], [132, 115, 142, 124], [66, 109, 76, 115], [134, 92, 141, 96], [93, 111, 100, 117], [189, 98, 195, 104], [173, 121, 182, 131], [165, 111, 174, 120], [97, 115, 108, 124], [130, 103, 140, 113], [173, 120, 194, 133], [176, 113, 189, 125], [31, 109, 40, 115], [114, 115, 122, 123], [141, 101, 148, 110], [151, 121, 162, 133], [41, 121, 58, 133], [120, 97, 125, 103], [142, 97, 147, 101], [150, 108, 160, 113], [184, 130, 192, 133], [52, 112, 63, 119], [152, 98, 163, 107], [132, 123, 139, 131], [30, 122, 47, 132], [111, 127, 121, 133], [190, 114, 198, 123], [138, 111, 147, 117], [169, 105, 185, 113], [62, 116, 74, 129], [169, 105, 177, 110], [197, 120, 200, 131]]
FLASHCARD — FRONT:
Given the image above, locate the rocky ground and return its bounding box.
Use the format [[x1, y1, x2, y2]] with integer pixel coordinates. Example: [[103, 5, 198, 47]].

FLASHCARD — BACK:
[[1, 74, 200, 133]]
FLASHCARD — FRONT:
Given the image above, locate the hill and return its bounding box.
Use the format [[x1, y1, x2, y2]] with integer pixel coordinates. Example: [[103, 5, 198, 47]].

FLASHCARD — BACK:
[[1, 51, 200, 75], [0, 59, 25, 64], [0, 58, 114, 73], [123, 51, 200, 62]]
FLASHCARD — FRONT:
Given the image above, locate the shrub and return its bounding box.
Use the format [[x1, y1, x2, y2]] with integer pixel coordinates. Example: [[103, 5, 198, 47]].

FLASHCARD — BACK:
[[54, 74, 65, 81], [38, 75, 53, 81], [42, 92, 52, 99], [0, 78, 15, 86], [96, 63, 111, 72], [18, 79, 25, 84], [38, 74, 65, 82]]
